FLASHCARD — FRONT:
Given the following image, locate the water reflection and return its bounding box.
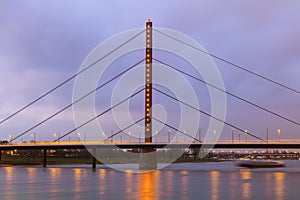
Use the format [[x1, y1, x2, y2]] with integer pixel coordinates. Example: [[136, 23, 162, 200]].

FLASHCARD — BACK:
[[210, 171, 219, 200], [27, 167, 37, 180], [5, 167, 14, 196], [50, 168, 62, 181], [0, 163, 295, 200], [229, 172, 238, 200], [73, 168, 82, 194], [25, 168, 37, 199], [240, 170, 252, 200], [5, 167, 14, 181], [49, 168, 62, 200], [265, 173, 272, 198], [180, 171, 189, 200], [274, 172, 285, 200], [138, 171, 159, 200], [240, 170, 251, 180], [165, 170, 174, 199], [99, 169, 107, 196]]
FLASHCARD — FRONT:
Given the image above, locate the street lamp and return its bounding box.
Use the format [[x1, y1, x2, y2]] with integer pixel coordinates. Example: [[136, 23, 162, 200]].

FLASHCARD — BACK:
[[155, 131, 158, 143], [9, 134, 13, 142], [244, 130, 248, 143], [213, 130, 216, 142], [198, 129, 202, 142], [54, 133, 57, 141], [110, 131, 113, 143], [128, 131, 131, 143], [277, 128, 281, 142], [101, 132, 105, 141], [168, 129, 171, 143], [77, 133, 80, 141], [139, 132, 141, 144]]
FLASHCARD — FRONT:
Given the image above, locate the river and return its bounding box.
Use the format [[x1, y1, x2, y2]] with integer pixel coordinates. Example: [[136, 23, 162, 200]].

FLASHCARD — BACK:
[[1, 160, 300, 200]]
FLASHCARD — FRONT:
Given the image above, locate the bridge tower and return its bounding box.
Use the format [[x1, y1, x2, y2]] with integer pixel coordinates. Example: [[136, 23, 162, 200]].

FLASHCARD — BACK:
[[139, 18, 157, 170], [145, 18, 153, 143]]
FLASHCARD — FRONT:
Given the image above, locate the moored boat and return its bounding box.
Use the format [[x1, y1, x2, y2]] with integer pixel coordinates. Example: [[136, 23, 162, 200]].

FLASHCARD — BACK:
[[237, 160, 285, 168]]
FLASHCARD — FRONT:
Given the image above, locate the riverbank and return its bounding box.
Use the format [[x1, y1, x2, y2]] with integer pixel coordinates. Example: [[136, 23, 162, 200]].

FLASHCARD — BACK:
[[0, 155, 229, 166], [0, 155, 99, 166]]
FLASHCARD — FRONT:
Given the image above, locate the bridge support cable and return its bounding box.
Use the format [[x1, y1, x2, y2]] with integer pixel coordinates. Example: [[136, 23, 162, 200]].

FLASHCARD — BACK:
[[152, 117, 202, 143], [10, 59, 145, 142], [153, 58, 300, 127], [154, 28, 300, 95], [53, 88, 144, 142], [152, 87, 266, 142], [0, 30, 145, 125], [103, 117, 145, 142]]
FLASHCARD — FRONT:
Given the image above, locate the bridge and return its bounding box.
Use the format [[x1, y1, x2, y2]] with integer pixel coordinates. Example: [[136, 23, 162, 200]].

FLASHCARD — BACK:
[[1, 140, 300, 168], [1, 18, 300, 170]]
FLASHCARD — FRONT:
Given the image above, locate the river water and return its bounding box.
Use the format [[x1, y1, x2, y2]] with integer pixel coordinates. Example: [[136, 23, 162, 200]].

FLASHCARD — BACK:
[[1, 160, 300, 200]]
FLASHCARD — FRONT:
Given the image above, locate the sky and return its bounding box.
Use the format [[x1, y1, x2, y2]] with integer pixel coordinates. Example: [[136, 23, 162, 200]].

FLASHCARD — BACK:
[[0, 0, 300, 142]]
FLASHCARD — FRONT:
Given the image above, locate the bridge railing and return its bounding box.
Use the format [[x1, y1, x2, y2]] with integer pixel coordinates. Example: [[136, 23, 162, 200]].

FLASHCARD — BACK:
[[4, 139, 300, 146]]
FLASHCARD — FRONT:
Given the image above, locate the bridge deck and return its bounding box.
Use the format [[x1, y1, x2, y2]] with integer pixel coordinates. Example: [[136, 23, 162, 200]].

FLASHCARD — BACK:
[[2, 141, 300, 150]]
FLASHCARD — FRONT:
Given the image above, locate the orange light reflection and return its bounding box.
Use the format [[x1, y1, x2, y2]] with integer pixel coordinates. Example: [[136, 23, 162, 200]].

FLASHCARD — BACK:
[[139, 171, 159, 200], [274, 172, 285, 200], [210, 171, 220, 200], [240, 170, 252, 200]]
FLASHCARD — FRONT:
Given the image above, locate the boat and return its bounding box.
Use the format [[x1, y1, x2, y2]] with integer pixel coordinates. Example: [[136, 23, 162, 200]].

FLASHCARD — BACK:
[[237, 160, 285, 168]]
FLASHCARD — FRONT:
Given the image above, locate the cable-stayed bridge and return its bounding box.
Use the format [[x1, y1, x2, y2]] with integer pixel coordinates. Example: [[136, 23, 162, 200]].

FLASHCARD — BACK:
[[0, 19, 299, 169]]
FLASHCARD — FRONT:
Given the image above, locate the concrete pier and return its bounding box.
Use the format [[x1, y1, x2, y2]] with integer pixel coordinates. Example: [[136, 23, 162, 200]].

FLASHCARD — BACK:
[[139, 148, 157, 170], [43, 148, 47, 168], [92, 148, 97, 170]]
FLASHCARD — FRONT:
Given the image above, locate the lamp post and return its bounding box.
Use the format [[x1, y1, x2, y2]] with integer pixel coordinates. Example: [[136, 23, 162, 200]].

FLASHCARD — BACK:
[[9, 134, 13, 143], [101, 132, 105, 142], [155, 131, 158, 143], [232, 129, 234, 144], [139, 132, 141, 144], [129, 131, 131, 143], [198, 129, 201, 143], [77, 133, 80, 142], [168, 129, 171, 143], [266, 128, 269, 144], [110, 131, 113, 143], [213, 130, 216, 142], [277, 128, 281, 142], [53, 133, 57, 142], [244, 130, 248, 143]]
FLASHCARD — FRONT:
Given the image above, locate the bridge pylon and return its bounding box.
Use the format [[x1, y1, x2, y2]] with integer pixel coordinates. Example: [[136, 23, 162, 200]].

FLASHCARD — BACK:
[[139, 17, 157, 170]]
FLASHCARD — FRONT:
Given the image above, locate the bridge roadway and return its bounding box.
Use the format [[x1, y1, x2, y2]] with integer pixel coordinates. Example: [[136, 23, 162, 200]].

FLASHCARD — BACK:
[[2, 140, 300, 150], [1, 140, 300, 169]]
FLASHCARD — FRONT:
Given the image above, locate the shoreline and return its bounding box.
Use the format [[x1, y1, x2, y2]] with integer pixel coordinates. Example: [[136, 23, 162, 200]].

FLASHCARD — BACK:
[[0, 156, 232, 166]]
